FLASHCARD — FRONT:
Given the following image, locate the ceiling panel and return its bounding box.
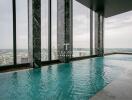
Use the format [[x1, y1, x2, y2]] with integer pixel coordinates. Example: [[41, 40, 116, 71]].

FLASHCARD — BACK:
[[76, 0, 132, 18]]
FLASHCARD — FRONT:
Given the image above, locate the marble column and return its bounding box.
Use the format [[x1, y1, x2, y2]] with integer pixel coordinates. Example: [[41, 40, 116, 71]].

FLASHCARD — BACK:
[[28, 0, 41, 68], [95, 12, 104, 56], [57, 0, 73, 63]]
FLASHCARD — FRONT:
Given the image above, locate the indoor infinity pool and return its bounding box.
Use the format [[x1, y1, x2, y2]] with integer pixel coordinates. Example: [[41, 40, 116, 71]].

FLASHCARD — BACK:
[[0, 54, 132, 100]]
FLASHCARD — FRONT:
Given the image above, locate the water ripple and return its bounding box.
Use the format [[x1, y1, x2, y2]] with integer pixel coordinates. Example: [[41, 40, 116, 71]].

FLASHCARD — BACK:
[[0, 55, 131, 100]]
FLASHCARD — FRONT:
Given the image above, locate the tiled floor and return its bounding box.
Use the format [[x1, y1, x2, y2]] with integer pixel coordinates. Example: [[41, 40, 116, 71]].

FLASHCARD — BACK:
[[90, 60, 132, 100]]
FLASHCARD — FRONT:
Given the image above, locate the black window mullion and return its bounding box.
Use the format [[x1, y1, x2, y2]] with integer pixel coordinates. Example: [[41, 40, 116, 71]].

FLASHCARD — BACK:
[[48, 0, 52, 61], [90, 9, 93, 56], [12, 0, 17, 65]]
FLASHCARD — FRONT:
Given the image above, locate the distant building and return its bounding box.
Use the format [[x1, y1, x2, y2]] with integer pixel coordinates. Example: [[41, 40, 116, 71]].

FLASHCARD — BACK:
[[0, 56, 3, 64], [21, 57, 28, 63]]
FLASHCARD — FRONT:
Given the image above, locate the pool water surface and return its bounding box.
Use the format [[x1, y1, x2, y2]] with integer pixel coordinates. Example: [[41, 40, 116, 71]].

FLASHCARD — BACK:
[[0, 54, 131, 100]]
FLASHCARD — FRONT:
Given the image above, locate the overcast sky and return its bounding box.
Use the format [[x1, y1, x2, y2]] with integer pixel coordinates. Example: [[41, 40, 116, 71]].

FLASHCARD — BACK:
[[0, 0, 132, 49], [104, 10, 132, 48]]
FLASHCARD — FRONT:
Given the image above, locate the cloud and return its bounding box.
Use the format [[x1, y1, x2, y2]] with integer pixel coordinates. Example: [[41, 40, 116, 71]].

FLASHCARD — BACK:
[[105, 11, 132, 48]]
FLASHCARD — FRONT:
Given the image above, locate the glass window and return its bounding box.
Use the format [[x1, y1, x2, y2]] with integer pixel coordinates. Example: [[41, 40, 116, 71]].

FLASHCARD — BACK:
[[104, 11, 132, 53], [51, 0, 58, 60], [16, 0, 28, 64], [0, 0, 13, 66], [41, 0, 48, 61], [73, 0, 90, 57]]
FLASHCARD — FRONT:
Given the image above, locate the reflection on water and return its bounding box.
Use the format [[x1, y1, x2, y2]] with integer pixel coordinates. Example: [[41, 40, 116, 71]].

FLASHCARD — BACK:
[[0, 55, 129, 100]]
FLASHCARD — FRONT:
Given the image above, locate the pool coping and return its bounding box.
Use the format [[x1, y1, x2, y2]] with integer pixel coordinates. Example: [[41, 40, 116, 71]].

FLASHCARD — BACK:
[[90, 62, 132, 100]]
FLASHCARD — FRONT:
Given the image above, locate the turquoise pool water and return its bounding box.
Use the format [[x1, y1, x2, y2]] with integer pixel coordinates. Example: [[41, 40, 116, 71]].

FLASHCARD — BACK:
[[0, 54, 132, 100]]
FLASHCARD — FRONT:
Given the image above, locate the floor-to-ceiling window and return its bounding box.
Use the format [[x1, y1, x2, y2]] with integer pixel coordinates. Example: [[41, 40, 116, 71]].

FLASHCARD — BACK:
[[41, 0, 48, 61], [104, 11, 132, 53], [16, 0, 28, 64], [0, 0, 13, 66], [51, 0, 58, 60], [73, 0, 90, 57], [0, 0, 96, 67]]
